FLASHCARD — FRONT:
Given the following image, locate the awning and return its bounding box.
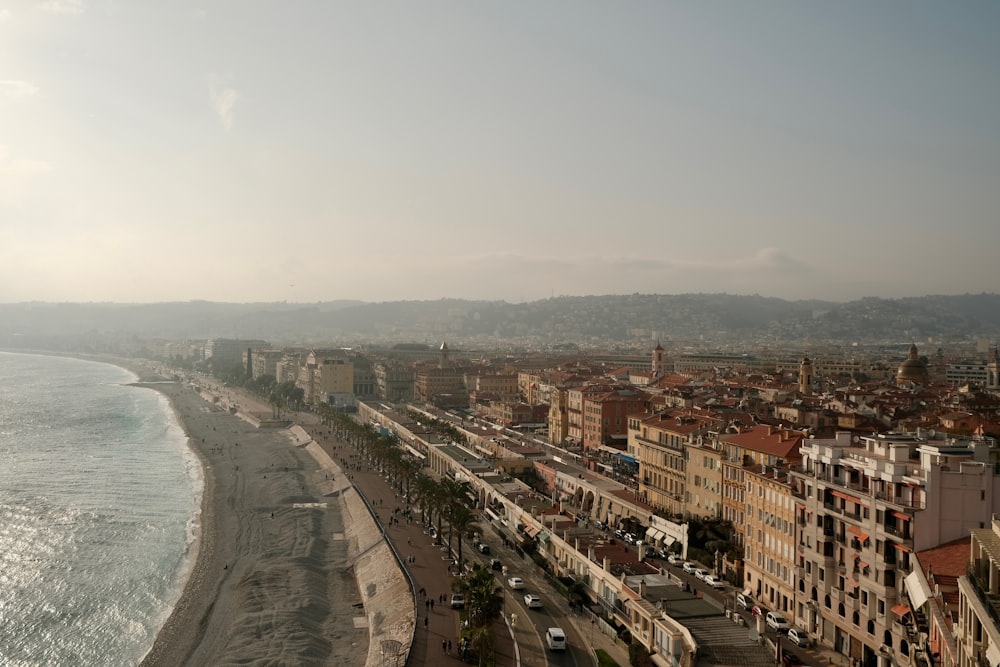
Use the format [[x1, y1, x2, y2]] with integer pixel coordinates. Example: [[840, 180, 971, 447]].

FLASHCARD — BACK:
[[893, 542, 911, 553], [846, 578, 860, 589], [831, 490, 863, 505], [614, 452, 638, 464], [905, 570, 932, 609], [523, 525, 541, 538], [646, 527, 667, 544], [987, 641, 1000, 667], [891, 603, 911, 617], [858, 561, 870, 570], [892, 511, 911, 521], [847, 525, 870, 542]]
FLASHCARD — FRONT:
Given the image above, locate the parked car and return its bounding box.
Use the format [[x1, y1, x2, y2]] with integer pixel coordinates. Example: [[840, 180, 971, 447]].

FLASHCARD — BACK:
[[694, 568, 709, 581], [476, 542, 490, 554], [787, 628, 811, 648], [450, 593, 465, 609], [524, 594, 543, 609], [594, 521, 606, 530], [490, 558, 503, 571], [682, 562, 698, 574], [766, 611, 791, 633], [507, 576, 525, 590], [752, 604, 766, 617], [615, 529, 624, 539], [667, 554, 683, 566], [703, 574, 725, 589], [736, 592, 755, 610]]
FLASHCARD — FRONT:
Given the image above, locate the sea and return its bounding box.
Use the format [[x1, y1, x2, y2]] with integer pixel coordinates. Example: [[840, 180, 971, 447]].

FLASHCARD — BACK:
[[0, 352, 202, 666]]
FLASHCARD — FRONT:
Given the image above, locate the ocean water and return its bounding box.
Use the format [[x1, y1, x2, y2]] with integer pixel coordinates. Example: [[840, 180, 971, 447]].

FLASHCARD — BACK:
[[0, 352, 201, 666]]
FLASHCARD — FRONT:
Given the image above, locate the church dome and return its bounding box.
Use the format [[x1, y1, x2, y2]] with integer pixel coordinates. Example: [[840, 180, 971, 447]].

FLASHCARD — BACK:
[[896, 343, 929, 386]]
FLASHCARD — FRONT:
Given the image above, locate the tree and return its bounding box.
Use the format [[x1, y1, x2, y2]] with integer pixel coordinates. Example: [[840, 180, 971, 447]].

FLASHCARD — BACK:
[[453, 564, 503, 665]]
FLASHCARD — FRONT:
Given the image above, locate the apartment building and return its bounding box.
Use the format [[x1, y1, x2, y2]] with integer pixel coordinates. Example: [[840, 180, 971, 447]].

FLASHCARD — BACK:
[[720, 425, 804, 547], [958, 518, 1000, 667], [743, 464, 797, 616], [374, 361, 415, 402], [684, 436, 724, 520], [630, 410, 719, 517], [582, 387, 649, 451], [790, 431, 1000, 667]]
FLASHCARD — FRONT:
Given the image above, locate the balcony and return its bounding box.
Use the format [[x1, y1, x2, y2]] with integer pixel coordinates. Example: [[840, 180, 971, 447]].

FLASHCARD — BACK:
[[966, 564, 1000, 631]]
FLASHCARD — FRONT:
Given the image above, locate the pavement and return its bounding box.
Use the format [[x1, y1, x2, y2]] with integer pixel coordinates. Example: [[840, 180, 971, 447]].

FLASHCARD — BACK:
[[304, 419, 633, 667]]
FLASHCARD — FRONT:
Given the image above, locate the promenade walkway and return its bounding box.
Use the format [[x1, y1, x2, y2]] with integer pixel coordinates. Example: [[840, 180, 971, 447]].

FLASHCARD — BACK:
[[306, 423, 518, 667]]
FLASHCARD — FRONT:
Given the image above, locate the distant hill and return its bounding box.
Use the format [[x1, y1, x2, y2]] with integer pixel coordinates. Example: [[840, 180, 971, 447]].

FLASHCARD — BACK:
[[1, 293, 999, 348]]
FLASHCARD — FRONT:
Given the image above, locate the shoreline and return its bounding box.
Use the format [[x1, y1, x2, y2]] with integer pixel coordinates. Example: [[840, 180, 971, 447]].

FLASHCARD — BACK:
[[133, 377, 373, 666]]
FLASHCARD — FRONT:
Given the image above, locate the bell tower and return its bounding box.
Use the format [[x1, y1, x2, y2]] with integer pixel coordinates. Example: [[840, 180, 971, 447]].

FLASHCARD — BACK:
[[799, 356, 813, 396]]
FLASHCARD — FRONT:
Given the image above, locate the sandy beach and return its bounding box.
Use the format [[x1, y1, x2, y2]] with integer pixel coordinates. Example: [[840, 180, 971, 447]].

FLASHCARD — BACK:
[[137, 379, 370, 667]]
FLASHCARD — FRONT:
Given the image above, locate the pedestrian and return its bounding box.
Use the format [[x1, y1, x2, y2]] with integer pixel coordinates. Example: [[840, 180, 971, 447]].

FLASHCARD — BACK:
[[426, 600, 430, 611], [447, 640, 452, 654], [424, 616, 428, 629], [442, 640, 447, 654], [430, 599, 434, 610]]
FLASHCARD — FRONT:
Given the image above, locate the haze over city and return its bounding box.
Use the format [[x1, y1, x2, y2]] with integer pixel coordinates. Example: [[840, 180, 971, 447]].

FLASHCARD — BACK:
[[2, 2, 998, 305]]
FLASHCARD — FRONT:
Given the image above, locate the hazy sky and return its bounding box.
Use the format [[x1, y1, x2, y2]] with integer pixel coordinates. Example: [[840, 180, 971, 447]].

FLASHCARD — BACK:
[[2, 2, 998, 304]]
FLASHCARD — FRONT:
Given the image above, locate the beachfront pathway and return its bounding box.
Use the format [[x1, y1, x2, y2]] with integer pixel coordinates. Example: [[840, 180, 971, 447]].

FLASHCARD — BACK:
[[306, 424, 518, 667]]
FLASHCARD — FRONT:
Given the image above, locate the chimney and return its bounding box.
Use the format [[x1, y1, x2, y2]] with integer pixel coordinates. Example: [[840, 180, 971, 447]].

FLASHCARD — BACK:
[[638, 579, 647, 598], [603, 556, 610, 572]]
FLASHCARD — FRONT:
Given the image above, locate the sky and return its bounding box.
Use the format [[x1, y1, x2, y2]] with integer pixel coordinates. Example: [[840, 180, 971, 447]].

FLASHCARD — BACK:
[[1, 1, 999, 305]]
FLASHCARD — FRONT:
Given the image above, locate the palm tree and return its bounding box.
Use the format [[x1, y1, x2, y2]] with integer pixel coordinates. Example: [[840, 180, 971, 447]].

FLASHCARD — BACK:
[[446, 503, 477, 569], [453, 564, 503, 666]]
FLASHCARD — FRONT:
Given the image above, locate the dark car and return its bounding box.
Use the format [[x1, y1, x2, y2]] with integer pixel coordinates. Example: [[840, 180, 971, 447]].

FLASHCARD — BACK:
[[781, 652, 803, 667], [490, 559, 503, 571]]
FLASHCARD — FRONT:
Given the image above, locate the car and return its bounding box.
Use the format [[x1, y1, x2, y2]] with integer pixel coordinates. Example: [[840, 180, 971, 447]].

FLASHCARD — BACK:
[[694, 568, 709, 581], [594, 521, 606, 530], [615, 529, 625, 539], [736, 592, 755, 610], [787, 628, 812, 648], [752, 604, 766, 617], [450, 593, 465, 609], [476, 543, 490, 554], [667, 554, 683, 566], [507, 576, 525, 590], [545, 627, 567, 651], [766, 611, 791, 633], [682, 562, 698, 574], [703, 574, 725, 589], [524, 594, 543, 609], [490, 558, 503, 571], [781, 653, 804, 667], [624, 533, 636, 544]]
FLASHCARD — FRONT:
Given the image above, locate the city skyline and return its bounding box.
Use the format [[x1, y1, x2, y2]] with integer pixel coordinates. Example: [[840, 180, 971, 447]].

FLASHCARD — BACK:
[[2, 2, 999, 305]]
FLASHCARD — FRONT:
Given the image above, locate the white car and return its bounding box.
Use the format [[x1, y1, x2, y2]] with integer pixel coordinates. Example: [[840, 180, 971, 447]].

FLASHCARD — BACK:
[[524, 593, 543, 609], [450, 593, 465, 609], [682, 562, 698, 574], [787, 628, 811, 647], [736, 592, 755, 610], [694, 568, 709, 581], [667, 554, 682, 566], [507, 576, 525, 590], [766, 611, 791, 633], [703, 574, 725, 589]]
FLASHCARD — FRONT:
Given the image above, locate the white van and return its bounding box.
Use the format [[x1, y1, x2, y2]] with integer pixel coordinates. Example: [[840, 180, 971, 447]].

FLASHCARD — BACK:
[[545, 627, 567, 651]]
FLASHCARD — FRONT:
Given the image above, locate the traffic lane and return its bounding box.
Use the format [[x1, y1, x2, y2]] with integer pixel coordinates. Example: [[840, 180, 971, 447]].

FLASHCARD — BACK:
[[474, 531, 586, 665]]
